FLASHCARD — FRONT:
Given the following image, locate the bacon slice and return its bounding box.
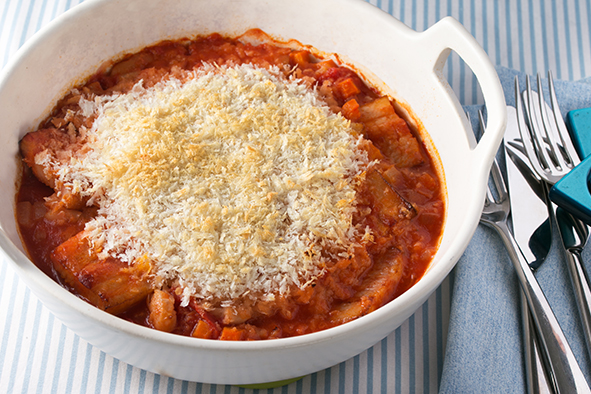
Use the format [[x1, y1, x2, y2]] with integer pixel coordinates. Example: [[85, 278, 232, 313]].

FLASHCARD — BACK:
[[50, 231, 152, 315]]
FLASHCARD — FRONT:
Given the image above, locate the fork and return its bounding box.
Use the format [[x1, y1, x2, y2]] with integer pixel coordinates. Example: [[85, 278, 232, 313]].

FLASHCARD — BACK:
[[482, 110, 554, 394], [481, 155, 590, 393], [516, 72, 591, 360]]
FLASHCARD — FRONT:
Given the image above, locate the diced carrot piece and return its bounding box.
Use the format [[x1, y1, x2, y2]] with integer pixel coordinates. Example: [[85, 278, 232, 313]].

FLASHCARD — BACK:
[[341, 99, 361, 121], [51, 231, 152, 315], [219, 326, 245, 341], [189, 299, 222, 335], [335, 78, 361, 101], [290, 50, 310, 66], [192, 319, 216, 339]]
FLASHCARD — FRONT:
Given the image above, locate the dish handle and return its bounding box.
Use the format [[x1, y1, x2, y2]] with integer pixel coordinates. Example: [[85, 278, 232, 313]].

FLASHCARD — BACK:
[[419, 16, 507, 174]]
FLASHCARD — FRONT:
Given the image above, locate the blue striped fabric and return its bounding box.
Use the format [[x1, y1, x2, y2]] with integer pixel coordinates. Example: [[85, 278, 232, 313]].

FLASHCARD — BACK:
[[0, 0, 589, 392]]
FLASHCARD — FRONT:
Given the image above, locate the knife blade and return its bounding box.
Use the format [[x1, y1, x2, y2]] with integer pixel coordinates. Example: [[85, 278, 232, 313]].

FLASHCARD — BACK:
[[504, 106, 554, 393]]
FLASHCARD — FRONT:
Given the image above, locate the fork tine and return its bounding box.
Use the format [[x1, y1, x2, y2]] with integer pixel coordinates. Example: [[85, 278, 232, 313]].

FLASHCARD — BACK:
[[524, 76, 554, 171], [535, 73, 564, 167], [515, 77, 549, 180], [547, 70, 580, 167]]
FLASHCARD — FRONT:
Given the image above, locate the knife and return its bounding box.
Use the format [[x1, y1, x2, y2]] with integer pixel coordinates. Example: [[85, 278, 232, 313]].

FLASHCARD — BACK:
[[503, 106, 555, 393]]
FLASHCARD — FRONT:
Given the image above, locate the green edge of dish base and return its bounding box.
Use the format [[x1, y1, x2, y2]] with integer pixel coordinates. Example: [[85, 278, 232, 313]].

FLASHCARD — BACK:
[[236, 376, 303, 389]]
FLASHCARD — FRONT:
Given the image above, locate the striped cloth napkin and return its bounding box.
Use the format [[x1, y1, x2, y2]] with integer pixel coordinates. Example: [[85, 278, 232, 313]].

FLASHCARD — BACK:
[[441, 66, 591, 393]]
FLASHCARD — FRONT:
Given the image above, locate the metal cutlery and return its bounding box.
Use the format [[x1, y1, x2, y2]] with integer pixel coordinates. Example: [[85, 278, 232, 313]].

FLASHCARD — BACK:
[[503, 107, 554, 393], [480, 117, 591, 393], [516, 73, 591, 362], [518, 74, 580, 183]]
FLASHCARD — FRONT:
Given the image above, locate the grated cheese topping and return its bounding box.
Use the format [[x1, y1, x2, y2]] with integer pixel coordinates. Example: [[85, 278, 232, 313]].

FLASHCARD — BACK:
[[45, 63, 371, 304]]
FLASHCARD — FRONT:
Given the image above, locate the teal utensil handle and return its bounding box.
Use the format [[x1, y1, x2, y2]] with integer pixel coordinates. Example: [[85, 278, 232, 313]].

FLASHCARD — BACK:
[[550, 157, 591, 226], [567, 108, 591, 159]]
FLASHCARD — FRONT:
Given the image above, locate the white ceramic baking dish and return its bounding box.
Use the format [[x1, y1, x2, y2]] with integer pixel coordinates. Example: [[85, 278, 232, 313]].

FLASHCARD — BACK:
[[0, 0, 505, 385]]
